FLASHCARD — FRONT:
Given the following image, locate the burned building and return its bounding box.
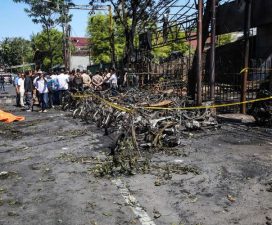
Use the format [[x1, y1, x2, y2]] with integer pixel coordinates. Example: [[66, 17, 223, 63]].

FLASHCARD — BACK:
[[215, 0, 272, 71], [201, 0, 272, 112]]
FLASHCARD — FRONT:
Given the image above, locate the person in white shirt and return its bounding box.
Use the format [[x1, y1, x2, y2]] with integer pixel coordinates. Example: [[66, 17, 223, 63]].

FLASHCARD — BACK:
[[106, 68, 118, 95], [57, 70, 70, 105], [18, 74, 25, 107], [103, 69, 111, 82], [34, 71, 49, 112]]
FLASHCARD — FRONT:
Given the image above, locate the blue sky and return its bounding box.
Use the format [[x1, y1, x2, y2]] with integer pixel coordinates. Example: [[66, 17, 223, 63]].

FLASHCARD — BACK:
[[0, 0, 92, 40], [0, 0, 187, 40]]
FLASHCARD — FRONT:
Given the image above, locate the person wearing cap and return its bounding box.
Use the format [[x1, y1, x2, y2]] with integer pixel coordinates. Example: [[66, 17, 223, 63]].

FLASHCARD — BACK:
[[34, 71, 49, 112]]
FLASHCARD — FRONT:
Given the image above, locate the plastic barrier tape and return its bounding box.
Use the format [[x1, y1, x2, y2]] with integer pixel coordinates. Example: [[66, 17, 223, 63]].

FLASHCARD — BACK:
[[240, 67, 272, 74], [138, 96, 272, 111], [72, 93, 272, 112], [72, 93, 133, 113]]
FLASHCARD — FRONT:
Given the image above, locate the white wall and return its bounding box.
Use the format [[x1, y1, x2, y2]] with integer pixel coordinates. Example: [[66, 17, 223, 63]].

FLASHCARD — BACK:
[[70, 56, 90, 71]]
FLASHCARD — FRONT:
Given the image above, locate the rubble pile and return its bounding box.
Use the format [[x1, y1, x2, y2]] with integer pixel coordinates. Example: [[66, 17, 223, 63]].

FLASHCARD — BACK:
[[65, 89, 219, 176]]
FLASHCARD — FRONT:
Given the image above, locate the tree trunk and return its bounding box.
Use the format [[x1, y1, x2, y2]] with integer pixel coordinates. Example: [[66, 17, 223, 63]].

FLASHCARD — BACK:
[[124, 25, 136, 68]]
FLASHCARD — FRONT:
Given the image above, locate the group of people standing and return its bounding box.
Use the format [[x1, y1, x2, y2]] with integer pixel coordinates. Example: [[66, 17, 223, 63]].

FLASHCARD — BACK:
[[15, 70, 54, 112], [14, 68, 118, 112], [68, 68, 118, 92]]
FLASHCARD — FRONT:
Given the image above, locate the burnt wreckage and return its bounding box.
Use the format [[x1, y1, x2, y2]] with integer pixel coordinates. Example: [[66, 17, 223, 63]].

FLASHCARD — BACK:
[[60, 0, 272, 177], [214, 0, 272, 123], [131, 0, 271, 119]]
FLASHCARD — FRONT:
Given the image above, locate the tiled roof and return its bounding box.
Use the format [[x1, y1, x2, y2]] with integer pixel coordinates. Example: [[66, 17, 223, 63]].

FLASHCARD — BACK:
[[70, 37, 89, 47]]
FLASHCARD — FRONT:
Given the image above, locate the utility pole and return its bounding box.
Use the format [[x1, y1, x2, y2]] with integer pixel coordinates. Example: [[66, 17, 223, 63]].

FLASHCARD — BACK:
[[62, 3, 70, 71], [68, 4, 115, 67], [22, 45, 25, 73], [43, 0, 70, 71], [56, 0, 70, 71], [45, 1, 115, 70], [108, 5, 116, 68], [210, 0, 216, 103], [196, 0, 203, 105], [241, 0, 252, 114]]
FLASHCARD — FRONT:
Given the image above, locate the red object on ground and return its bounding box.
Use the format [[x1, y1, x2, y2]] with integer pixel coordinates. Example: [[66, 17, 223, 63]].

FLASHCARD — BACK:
[[0, 110, 25, 123]]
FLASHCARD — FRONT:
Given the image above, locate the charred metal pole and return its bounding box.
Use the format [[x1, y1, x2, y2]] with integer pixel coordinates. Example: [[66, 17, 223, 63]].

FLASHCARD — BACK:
[[241, 0, 252, 114], [196, 0, 203, 105], [210, 0, 216, 103]]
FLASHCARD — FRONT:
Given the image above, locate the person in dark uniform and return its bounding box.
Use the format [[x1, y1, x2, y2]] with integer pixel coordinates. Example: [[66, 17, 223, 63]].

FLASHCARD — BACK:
[[24, 71, 34, 111], [73, 69, 83, 91]]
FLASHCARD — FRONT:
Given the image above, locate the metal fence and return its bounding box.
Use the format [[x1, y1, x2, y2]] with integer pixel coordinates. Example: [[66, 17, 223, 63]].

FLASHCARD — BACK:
[[202, 59, 272, 113], [130, 54, 271, 113]]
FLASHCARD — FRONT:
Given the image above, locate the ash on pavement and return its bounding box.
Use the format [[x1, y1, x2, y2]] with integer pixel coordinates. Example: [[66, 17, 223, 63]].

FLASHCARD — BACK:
[[0, 104, 271, 225]]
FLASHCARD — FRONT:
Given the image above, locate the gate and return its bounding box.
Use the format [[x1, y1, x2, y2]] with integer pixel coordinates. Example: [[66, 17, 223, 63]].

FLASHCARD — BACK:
[[202, 58, 272, 113]]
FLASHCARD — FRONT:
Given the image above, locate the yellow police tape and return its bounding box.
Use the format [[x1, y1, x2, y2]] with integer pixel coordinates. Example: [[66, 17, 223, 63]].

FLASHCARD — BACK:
[[140, 96, 272, 111], [72, 93, 133, 113], [240, 67, 272, 74], [72, 92, 272, 113]]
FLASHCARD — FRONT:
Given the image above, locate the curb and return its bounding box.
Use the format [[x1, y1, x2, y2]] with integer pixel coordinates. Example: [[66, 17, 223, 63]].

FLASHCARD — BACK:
[[217, 113, 255, 123]]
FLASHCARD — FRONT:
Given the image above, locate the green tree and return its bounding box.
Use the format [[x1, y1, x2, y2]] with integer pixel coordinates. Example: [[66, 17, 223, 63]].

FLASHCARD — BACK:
[[217, 33, 233, 46], [87, 14, 111, 64], [168, 26, 189, 54], [152, 27, 189, 61], [0, 37, 33, 67], [87, 14, 125, 64], [31, 29, 63, 70], [13, 0, 72, 68], [89, 0, 176, 65]]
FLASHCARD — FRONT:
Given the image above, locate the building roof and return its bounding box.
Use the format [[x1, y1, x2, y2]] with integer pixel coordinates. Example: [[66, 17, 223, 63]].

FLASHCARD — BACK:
[[70, 37, 89, 48]]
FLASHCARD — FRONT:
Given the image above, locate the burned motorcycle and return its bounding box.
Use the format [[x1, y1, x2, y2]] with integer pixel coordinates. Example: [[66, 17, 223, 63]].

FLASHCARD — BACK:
[[249, 89, 272, 126]]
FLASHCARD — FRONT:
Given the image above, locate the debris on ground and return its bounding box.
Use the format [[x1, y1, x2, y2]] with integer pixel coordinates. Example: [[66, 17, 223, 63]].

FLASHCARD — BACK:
[[1, 95, 271, 225], [153, 209, 161, 219], [7, 211, 19, 217], [227, 194, 236, 203], [0, 171, 9, 179], [264, 179, 272, 192], [0, 123, 22, 139], [64, 90, 218, 177]]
